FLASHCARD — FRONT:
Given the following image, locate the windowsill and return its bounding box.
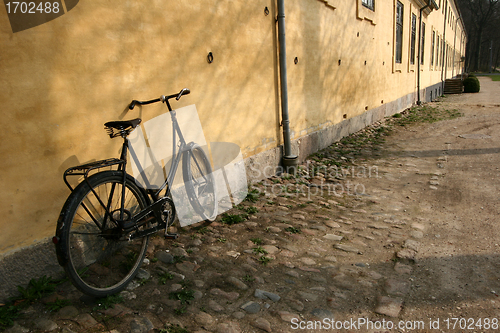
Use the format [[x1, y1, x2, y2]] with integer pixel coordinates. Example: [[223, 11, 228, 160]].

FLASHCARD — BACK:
[[318, 0, 338, 10], [393, 62, 403, 73], [356, 0, 376, 24], [414, 0, 436, 14]]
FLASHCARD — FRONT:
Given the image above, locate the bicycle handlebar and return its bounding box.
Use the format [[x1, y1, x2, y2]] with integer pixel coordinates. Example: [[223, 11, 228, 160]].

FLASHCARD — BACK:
[[129, 88, 190, 110], [176, 88, 190, 101]]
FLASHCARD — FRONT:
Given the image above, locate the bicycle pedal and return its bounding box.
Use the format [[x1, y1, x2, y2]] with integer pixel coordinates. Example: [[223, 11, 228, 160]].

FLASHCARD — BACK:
[[164, 233, 178, 240]]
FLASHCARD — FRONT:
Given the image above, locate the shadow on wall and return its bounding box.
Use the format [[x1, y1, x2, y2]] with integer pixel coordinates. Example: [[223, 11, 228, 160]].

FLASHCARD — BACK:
[[292, 1, 382, 137], [0, 0, 280, 295], [5, 0, 80, 33]]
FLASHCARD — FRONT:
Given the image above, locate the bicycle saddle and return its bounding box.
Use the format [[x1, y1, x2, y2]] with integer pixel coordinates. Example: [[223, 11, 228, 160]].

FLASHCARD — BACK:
[[104, 118, 141, 138], [104, 118, 142, 130]]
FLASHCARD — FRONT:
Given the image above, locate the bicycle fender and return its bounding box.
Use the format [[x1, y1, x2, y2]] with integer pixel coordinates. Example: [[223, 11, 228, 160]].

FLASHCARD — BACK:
[[54, 209, 69, 266]]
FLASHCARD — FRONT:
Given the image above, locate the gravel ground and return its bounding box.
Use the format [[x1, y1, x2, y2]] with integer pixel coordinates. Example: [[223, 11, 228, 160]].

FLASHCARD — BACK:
[[3, 76, 500, 333]]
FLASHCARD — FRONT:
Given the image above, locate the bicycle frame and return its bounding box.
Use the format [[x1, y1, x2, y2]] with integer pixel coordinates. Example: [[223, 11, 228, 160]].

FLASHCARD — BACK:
[[149, 108, 189, 199]]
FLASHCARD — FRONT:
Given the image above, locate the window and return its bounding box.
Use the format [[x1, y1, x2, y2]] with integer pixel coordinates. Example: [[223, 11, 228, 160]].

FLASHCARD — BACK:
[[357, 0, 376, 23], [442, 39, 445, 67], [362, 0, 374, 10], [395, 1, 404, 64], [410, 13, 416, 65], [436, 35, 440, 67], [431, 31, 435, 66], [446, 45, 452, 68], [448, 45, 451, 67], [420, 22, 425, 65]]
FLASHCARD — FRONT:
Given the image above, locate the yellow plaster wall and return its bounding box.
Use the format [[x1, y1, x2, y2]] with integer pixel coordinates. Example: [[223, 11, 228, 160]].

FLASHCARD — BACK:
[[0, 0, 465, 256], [0, 0, 278, 255]]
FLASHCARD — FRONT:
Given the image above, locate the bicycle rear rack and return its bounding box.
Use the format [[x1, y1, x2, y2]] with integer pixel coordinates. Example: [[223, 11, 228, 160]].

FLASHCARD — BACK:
[[63, 158, 125, 192]]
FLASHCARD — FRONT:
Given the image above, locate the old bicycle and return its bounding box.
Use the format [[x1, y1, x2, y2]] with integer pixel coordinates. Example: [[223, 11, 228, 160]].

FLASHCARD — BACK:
[[53, 88, 217, 297]]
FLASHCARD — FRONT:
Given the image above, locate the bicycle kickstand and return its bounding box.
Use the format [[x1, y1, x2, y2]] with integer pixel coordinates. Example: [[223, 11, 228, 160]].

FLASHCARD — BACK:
[[163, 212, 178, 240], [165, 232, 179, 240]]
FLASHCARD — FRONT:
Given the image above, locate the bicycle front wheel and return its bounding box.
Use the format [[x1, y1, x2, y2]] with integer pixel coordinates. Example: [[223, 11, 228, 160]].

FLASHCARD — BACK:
[[56, 171, 149, 297], [182, 143, 217, 222]]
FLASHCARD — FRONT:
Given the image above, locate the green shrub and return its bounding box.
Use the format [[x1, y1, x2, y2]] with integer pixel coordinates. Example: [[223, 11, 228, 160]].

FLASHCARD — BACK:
[[463, 76, 480, 93], [467, 73, 476, 78]]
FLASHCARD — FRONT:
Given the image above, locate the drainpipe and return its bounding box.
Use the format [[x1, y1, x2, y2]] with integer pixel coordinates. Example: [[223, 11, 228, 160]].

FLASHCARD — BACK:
[[417, 3, 430, 105], [452, 17, 459, 77], [489, 40, 493, 73], [460, 31, 465, 79], [276, 0, 298, 172], [441, 0, 448, 95]]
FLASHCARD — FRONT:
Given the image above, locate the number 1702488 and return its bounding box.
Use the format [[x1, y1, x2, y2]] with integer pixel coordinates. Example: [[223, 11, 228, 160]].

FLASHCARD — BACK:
[[5, 2, 60, 14], [444, 318, 498, 330]]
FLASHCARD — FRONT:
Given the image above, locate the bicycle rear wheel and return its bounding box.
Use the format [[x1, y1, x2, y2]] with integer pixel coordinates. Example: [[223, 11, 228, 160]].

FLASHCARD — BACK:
[[182, 143, 217, 222], [56, 171, 149, 297]]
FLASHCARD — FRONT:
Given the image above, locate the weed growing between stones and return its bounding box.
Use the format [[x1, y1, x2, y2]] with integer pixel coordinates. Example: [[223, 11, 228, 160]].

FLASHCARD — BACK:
[[252, 246, 268, 255], [45, 299, 72, 312], [169, 281, 195, 315], [236, 205, 259, 214], [391, 105, 462, 127], [137, 278, 149, 287], [244, 188, 261, 202], [169, 289, 195, 305], [174, 306, 187, 315], [258, 256, 272, 265], [221, 213, 248, 225], [250, 237, 263, 245], [195, 226, 209, 234], [242, 274, 255, 282], [285, 226, 301, 234], [245, 206, 259, 214], [158, 272, 174, 285], [0, 305, 19, 330], [16, 276, 56, 303], [160, 324, 189, 333], [0, 275, 65, 329], [304, 103, 463, 178], [172, 255, 186, 264]]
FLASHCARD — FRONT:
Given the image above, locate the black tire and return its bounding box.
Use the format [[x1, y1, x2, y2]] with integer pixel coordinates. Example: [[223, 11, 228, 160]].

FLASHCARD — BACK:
[[182, 143, 217, 222], [56, 171, 149, 297]]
